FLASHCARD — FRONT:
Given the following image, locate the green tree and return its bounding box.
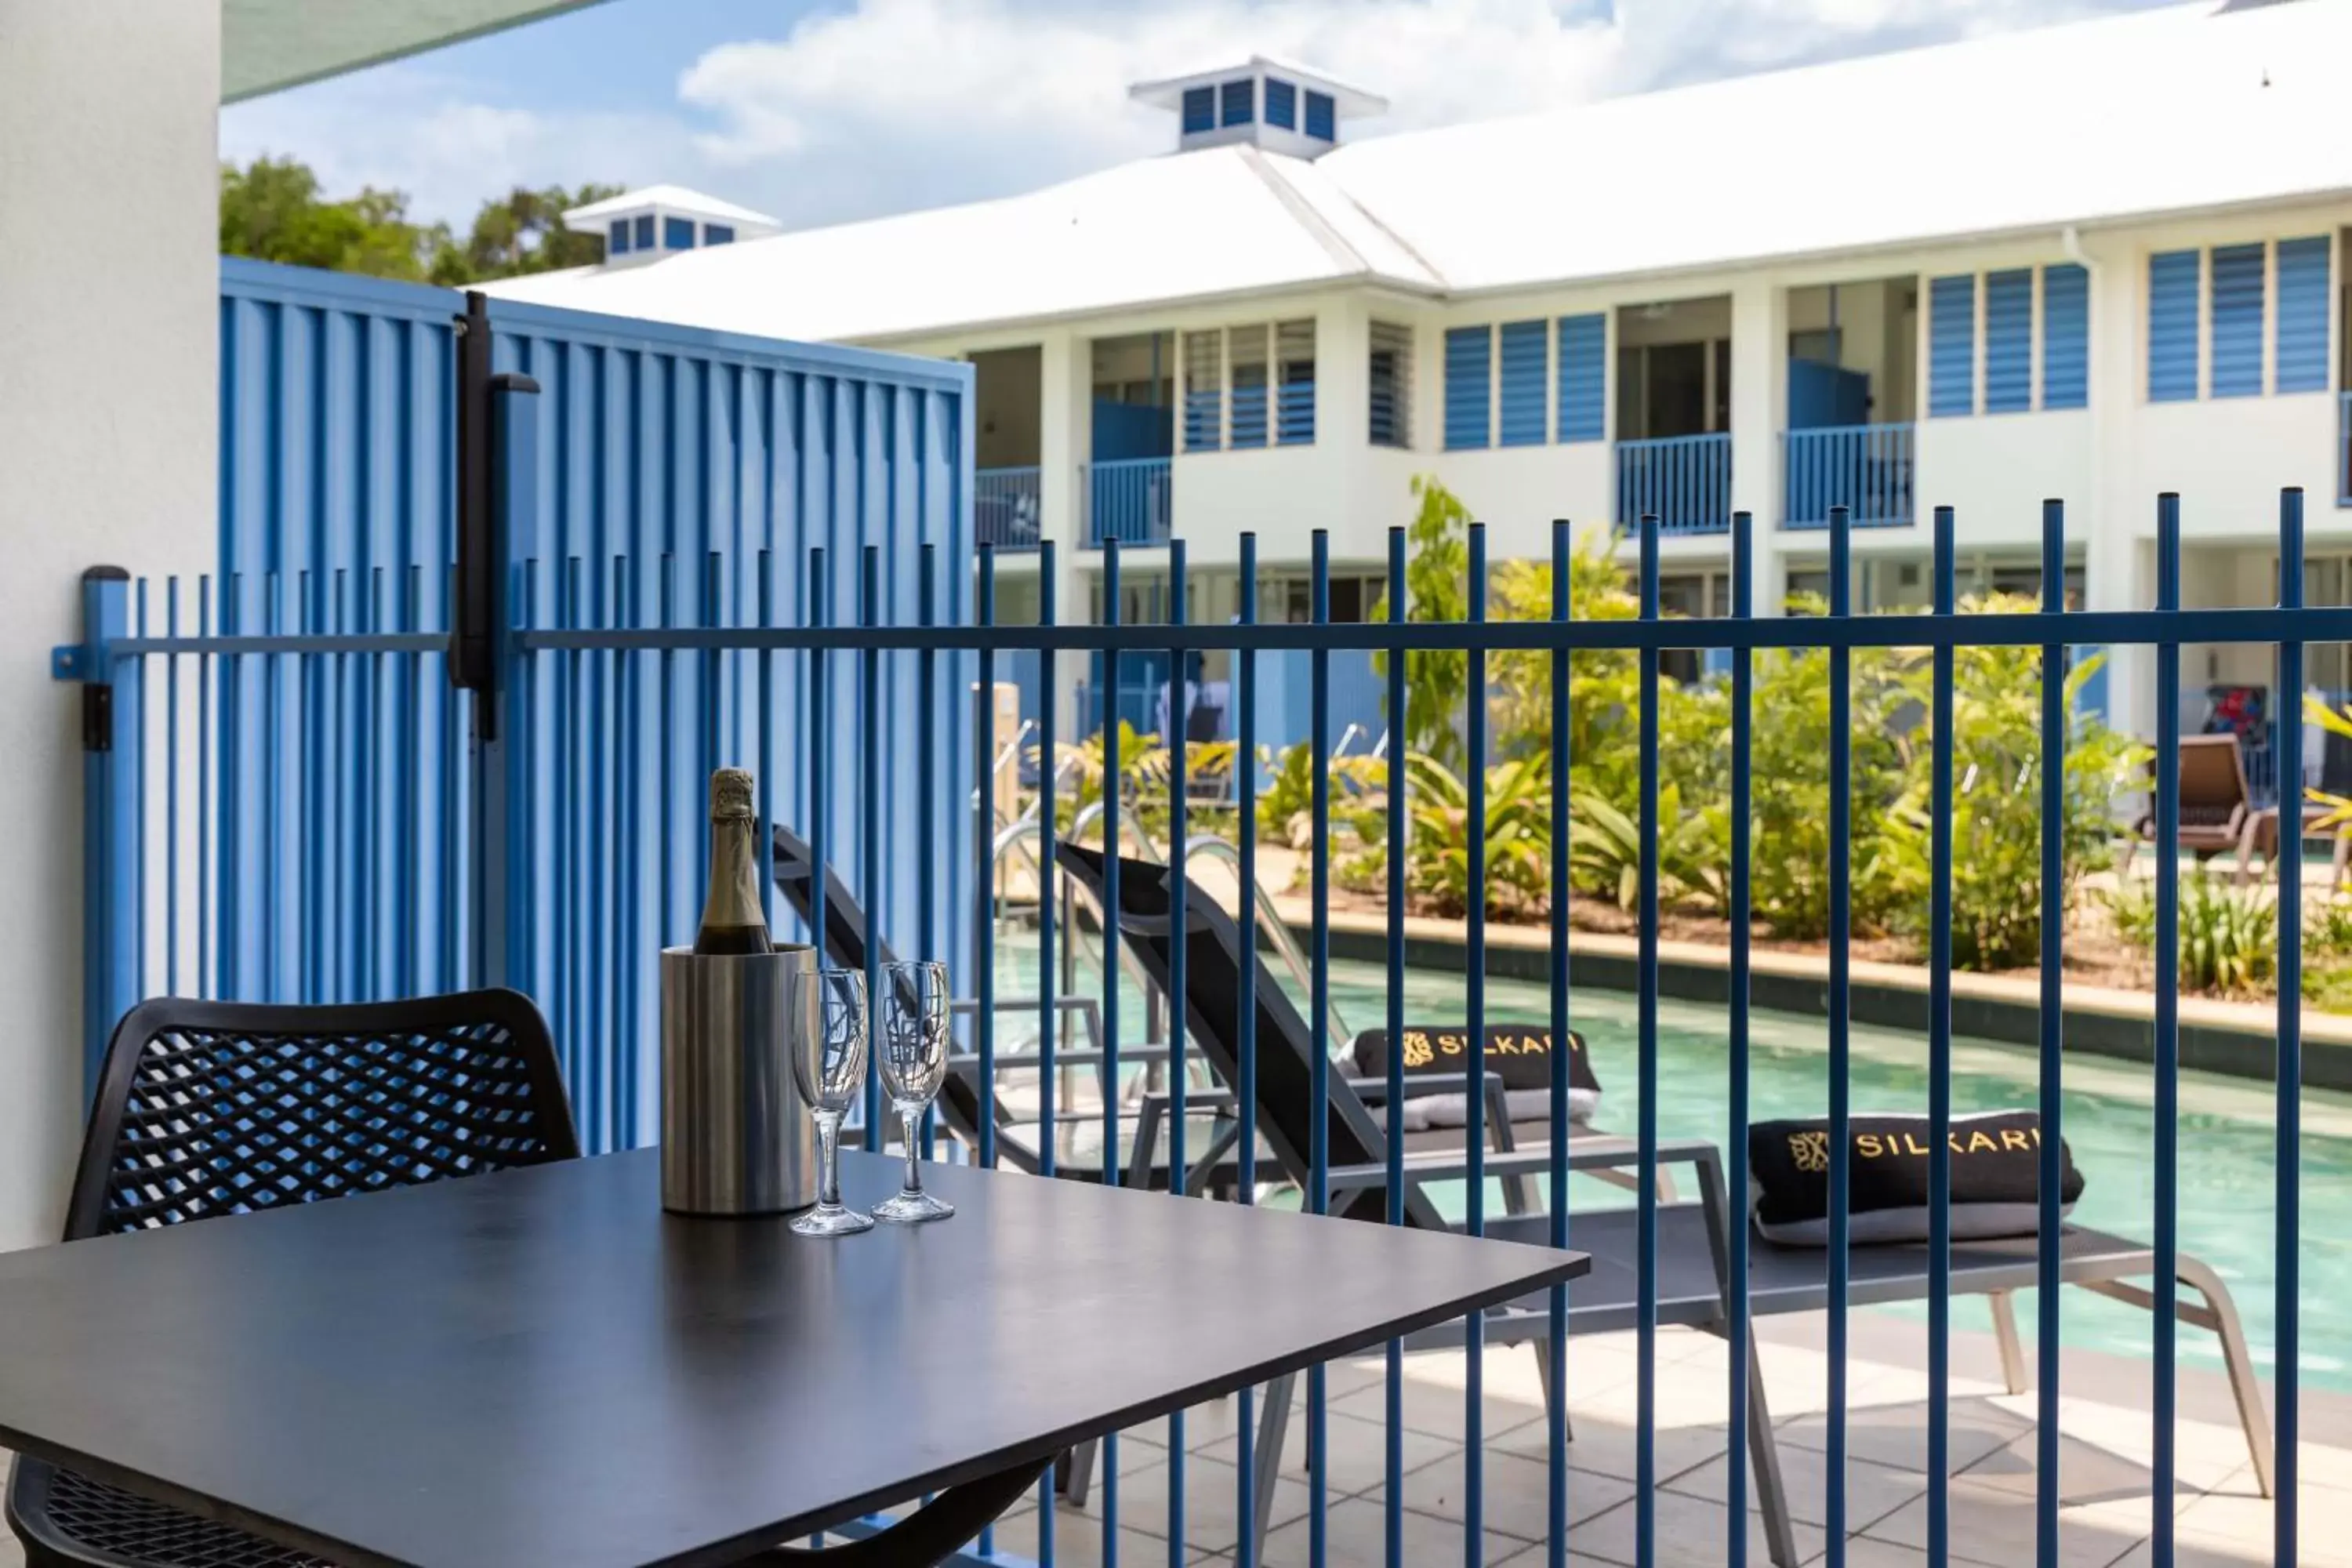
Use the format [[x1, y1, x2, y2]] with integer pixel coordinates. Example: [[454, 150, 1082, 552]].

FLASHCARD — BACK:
[[1371, 476, 1472, 771], [221, 157, 622, 285], [220, 156, 441, 280], [429, 183, 624, 286]]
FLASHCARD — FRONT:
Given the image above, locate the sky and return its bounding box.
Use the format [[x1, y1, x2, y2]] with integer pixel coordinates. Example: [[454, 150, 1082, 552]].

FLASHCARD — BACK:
[[220, 0, 2180, 234]]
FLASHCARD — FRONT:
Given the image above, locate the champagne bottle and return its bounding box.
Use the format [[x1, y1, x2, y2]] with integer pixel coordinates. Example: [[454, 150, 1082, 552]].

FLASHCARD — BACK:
[[693, 768, 774, 956]]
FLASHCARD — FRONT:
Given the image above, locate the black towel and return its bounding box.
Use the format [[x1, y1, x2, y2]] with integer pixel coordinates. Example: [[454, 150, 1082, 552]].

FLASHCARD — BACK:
[[1747, 1110, 2084, 1244]]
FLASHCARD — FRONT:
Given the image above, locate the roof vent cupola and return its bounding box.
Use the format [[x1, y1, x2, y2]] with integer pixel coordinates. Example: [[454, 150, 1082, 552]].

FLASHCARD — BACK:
[[563, 185, 782, 270], [1128, 58, 1386, 159]]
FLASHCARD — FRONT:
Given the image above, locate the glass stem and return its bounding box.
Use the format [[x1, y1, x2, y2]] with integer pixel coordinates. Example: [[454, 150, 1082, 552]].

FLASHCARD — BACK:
[[900, 1109, 924, 1194], [816, 1111, 843, 1209]]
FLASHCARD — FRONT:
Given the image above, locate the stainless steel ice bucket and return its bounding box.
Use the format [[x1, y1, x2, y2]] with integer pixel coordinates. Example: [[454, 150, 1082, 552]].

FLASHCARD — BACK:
[[659, 944, 819, 1215]]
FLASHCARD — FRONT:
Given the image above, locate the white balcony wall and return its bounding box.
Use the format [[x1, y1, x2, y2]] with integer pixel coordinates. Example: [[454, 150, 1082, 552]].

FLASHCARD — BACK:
[[0, 0, 219, 1249], [1427, 445, 1614, 562], [1917, 409, 2096, 547], [2129, 395, 2343, 540]]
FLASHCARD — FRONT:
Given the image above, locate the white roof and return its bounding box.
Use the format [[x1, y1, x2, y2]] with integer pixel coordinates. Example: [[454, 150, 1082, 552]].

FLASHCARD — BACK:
[[484, 0, 2352, 340], [1323, 0, 2352, 295], [489, 144, 1442, 339], [562, 184, 779, 228]]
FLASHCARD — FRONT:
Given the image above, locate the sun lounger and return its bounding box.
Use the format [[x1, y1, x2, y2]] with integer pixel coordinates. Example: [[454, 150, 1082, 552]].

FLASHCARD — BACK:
[[1056, 843, 2276, 1568]]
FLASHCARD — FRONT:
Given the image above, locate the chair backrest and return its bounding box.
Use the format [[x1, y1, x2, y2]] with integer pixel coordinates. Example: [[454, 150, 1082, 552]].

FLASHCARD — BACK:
[[771, 824, 1000, 1151], [2179, 732, 2250, 809], [1054, 843, 1449, 1230], [65, 989, 578, 1243]]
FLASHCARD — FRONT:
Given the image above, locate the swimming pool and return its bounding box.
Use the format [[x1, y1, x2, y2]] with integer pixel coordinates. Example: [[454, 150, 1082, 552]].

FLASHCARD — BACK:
[[992, 938, 2352, 1389]]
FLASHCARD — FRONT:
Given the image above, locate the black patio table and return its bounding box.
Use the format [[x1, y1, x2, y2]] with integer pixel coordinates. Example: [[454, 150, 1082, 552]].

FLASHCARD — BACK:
[[0, 1146, 1586, 1568]]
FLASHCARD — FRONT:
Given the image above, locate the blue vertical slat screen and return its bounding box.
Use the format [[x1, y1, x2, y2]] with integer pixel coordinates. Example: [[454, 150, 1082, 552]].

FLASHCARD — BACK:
[[204, 259, 972, 1157], [2149, 249, 2201, 401], [2276, 235, 2330, 394], [1445, 325, 1492, 449], [1929, 274, 1976, 417], [1983, 268, 2033, 413], [2210, 241, 2266, 398], [1557, 313, 1606, 443], [1181, 87, 1214, 134], [1497, 319, 1548, 446], [2041, 263, 2088, 410], [1264, 77, 1296, 129]]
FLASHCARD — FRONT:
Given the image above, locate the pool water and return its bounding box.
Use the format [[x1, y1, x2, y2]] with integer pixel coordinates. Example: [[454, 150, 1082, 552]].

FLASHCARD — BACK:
[[993, 938, 2352, 1390]]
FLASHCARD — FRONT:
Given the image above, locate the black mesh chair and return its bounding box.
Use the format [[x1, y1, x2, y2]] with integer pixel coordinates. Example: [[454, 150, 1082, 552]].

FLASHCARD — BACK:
[[5, 990, 579, 1568]]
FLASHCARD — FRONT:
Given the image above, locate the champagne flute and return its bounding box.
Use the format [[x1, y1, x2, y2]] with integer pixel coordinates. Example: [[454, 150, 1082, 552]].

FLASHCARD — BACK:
[[789, 967, 873, 1236], [872, 960, 956, 1224]]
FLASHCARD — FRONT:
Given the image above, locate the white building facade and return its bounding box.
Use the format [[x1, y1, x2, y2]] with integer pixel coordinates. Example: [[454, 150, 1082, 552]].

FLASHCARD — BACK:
[[485, 2, 2352, 754]]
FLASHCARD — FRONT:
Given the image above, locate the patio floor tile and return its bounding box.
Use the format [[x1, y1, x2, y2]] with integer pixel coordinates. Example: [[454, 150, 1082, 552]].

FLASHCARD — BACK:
[[1094, 1454, 1313, 1556], [1494, 1411, 1734, 1486], [1565, 1486, 1828, 1567], [1392, 1444, 1639, 1539], [1860, 1477, 2165, 1568], [1256, 1495, 1533, 1568], [1271, 1406, 1458, 1494], [1327, 1371, 1548, 1446], [1664, 1443, 1929, 1532], [967, 1508, 1216, 1567]]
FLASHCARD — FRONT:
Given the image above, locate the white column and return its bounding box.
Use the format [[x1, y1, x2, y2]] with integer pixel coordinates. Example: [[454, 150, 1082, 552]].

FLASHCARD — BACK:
[[1034, 328, 1091, 719], [2078, 233, 2151, 736], [0, 0, 218, 1249], [1730, 278, 1789, 614]]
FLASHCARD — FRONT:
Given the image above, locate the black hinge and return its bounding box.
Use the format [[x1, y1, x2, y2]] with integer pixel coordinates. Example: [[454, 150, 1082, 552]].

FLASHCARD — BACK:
[[82, 683, 111, 752]]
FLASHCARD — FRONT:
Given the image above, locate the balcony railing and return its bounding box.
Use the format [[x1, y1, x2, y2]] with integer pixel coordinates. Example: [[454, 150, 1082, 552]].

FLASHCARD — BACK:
[[975, 466, 1041, 551], [1083, 456, 1172, 546], [1615, 432, 1731, 535], [1784, 422, 1915, 529], [2338, 391, 2351, 506]]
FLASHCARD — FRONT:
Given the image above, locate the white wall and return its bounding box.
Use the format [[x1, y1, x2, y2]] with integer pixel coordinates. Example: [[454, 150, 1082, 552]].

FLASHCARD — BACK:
[[1915, 410, 2096, 547], [0, 2, 220, 1247], [2129, 396, 2341, 541], [1428, 445, 1613, 561]]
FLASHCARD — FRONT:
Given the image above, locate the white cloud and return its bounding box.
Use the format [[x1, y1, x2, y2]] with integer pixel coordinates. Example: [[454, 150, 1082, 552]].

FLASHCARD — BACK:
[[223, 0, 2151, 230]]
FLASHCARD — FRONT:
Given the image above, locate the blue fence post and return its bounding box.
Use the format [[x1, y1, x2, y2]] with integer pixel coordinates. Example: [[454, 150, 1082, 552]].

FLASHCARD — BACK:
[[64, 567, 135, 1094], [475, 373, 541, 991]]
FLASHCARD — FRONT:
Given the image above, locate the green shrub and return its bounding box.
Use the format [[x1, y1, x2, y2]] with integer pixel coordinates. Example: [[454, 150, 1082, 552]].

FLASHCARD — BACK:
[[2107, 873, 2277, 996], [1370, 477, 1472, 773], [1879, 609, 2146, 969], [1401, 753, 1551, 918]]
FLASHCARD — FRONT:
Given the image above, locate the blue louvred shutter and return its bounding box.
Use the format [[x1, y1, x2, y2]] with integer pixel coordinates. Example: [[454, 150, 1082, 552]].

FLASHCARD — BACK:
[[1556, 314, 1605, 444], [2276, 236, 2329, 394], [1444, 326, 1491, 450], [2148, 249, 2200, 402], [1929, 275, 1975, 417], [1497, 321, 1547, 446], [2040, 264, 2087, 411]]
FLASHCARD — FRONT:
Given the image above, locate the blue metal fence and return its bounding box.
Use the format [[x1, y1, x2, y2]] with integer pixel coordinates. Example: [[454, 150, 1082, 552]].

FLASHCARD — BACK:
[[64, 262, 2327, 1568], [1615, 432, 1731, 534], [1084, 456, 1173, 546], [1784, 422, 1915, 529]]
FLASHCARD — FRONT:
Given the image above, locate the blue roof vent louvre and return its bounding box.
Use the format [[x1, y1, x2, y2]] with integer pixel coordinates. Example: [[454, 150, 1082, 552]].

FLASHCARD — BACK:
[[1265, 78, 1297, 131], [1181, 86, 1214, 135], [1221, 78, 1254, 127], [1305, 90, 1336, 140]]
